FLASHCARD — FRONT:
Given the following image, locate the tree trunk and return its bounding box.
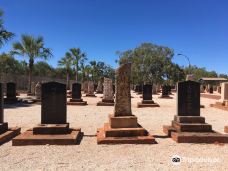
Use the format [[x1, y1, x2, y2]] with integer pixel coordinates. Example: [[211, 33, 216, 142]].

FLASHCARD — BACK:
[[66, 71, 70, 90], [28, 66, 32, 93], [75, 64, 78, 83]]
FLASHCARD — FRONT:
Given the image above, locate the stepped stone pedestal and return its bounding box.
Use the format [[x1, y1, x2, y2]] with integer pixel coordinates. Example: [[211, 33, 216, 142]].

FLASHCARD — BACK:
[[163, 81, 228, 143], [67, 83, 87, 105], [12, 82, 82, 146], [97, 64, 156, 144], [225, 126, 228, 133], [0, 123, 21, 145]]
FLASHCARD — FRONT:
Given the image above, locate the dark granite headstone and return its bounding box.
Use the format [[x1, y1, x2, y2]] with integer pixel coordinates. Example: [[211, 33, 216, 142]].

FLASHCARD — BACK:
[[177, 81, 200, 116], [143, 84, 152, 100], [209, 87, 213, 94], [6, 82, 16, 99], [0, 83, 3, 123], [41, 82, 66, 124], [162, 85, 169, 96], [72, 83, 81, 99]]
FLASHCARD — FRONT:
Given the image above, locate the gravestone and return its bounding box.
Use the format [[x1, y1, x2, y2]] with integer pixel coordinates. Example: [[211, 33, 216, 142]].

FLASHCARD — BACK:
[[152, 84, 157, 94], [163, 80, 228, 143], [83, 81, 88, 93], [6, 82, 16, 99], [97, 78, 114, 106], [96, 81, 103, 93], [97, 63, 156, 144], [177, 81, 200, 116], [41, 82, 66, 124], [162, 85, 169, 96], [0, 83, 3, 123], [31, 82, 36, 95], [72, 83, 82, 99], [209, 86, 213, 94], [102, 78, 113, 102], [143, 84, 152, 100], [221, 82, 228, 102], [86, 81, 96, 97], [114, 63, 132, 116], [35, 82, 41, 100], [137, 84, 159, 107]]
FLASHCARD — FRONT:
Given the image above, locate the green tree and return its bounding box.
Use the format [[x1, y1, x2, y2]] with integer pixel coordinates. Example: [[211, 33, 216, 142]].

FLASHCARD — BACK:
[[58, 52, 73, 89], [0, 9, 14, 48], [11, 34, 52, 93], [33, 61, 54, 77], [69, 48, 87, 83]]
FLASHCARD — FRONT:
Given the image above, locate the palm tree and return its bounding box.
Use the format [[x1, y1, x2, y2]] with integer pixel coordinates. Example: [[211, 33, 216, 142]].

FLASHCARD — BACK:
[[89, 60, 97, 82], [58, 52, 72, 89], [11, 34, 52, 93], [69, 48, 87, 83], [0, 9, 14, 48]]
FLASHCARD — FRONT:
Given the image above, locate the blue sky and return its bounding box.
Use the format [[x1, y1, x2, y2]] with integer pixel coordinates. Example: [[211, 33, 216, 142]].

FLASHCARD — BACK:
[[0, 0, 227, 74]]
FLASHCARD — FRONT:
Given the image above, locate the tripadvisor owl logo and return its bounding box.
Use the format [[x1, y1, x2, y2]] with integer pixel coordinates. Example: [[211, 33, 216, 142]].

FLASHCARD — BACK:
[[171, 155, 181, 165]]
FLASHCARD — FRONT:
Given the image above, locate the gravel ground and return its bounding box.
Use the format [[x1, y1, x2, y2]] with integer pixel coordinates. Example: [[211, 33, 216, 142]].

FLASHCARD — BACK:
[[0, 92, 228, 171]]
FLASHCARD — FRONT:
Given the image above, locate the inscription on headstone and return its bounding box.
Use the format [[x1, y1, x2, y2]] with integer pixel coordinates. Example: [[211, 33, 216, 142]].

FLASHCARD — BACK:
[[177, 81, 200, 116], [114, 63, 132, 116], [41, 82, 66, 124], [143, 84, 152, 100], [72, 83, 81, 99]]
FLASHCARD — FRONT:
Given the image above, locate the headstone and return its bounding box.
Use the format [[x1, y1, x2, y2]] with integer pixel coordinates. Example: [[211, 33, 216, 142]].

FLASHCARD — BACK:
[[6, 82, 16, 99], [41, 82, 66, 124], [102, 78, 113, 102], [114, 63, 132, 116], [83, 81, 88, 93], [96, 81, 103, 93], [177, 81, 200, 116], [31, 82, 36, 95], [0, 83, 3, 123], [87, 81, 95, 95], [162, 85, 169, 96], [186, 74, 194, 81], [35, 82, 41, 99], [209, 86, 213, 94], [72, 83, 82, 99], [143, 84, 152, 100], [221, 82, 228, 102]]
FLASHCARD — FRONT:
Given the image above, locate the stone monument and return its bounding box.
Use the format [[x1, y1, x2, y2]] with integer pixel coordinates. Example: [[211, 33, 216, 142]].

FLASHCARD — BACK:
[[13, 82, 82, 146], [210, 82, 228, 111], [97, 78, 114, 106], [159, 85, 172, 99], [68, 83, 87, 105], [163, 80, 228, 143], [137, 84, 159, 108], [83, 81, 88, 94], [4, 82, 18, 104], [86, 81, 96, 97], [97, 63, 156, 144], [0, 83, 21, 145], [96, 80, 103, 94], [35, 82, 41, 102]]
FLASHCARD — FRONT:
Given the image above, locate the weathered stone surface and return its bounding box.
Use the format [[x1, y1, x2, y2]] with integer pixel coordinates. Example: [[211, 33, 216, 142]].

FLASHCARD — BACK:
[[103, 78, 113, 101], [0, 83, 3, 123], [96, 81, 103, 93], [35, 82, 41, 100], [114, 63, 132, 116], [71, 83, 82, 99], [152, 84, 157, 94], [83, 81, 88, 93], [6, 82, 16, 99], [41, 82, 66, 124], [143, 84, 152, 100], [31, 82, 36, 95], [221, 82, 228, 102], [87, 81, 95, 96], [177, 81, 200, 116]]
